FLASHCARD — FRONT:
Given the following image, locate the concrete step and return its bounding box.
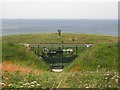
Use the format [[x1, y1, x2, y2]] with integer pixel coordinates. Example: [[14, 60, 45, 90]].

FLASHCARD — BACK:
[[51, 69, 63, 72]]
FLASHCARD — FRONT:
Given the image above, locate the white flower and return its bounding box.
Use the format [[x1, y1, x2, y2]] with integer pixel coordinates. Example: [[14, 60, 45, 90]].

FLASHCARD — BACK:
[[106, 74, 109, 76], [19, 82, 23, 84], [20, 86, 23, 88], [105, 77, 108, 80], [1, 83, 5, 86], [23, 84, 26, 86], [30, 85, 34, 87], [116, 75, 119, 78], [30, 82, 34, 84], [25, 83, 30, 86], [36, 84, 40, 86], [115, 79, 118, 83], [111, 77, 114, 80], [8, 84, 13, 87], [33, 81, 37, 84], [5, 78, 8, 80]]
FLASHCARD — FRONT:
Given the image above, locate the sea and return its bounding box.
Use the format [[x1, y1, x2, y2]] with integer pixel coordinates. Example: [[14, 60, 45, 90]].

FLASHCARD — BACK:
[[1, 19, 118, 36]]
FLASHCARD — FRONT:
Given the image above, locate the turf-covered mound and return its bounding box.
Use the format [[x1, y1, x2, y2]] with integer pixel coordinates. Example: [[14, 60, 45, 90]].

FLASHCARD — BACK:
[[1, 34, 119, 88], [65, 43, 118, 72], [2, 43, 49, 71], [2, 33, 117, 44]]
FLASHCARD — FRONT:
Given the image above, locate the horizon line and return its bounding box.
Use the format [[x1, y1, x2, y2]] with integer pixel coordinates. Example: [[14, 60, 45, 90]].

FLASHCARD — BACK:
[[0, 18, 118, 20]]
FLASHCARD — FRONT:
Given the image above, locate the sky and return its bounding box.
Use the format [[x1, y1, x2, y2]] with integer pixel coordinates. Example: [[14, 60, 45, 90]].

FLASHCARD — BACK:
[[0, 0, 119, 19]]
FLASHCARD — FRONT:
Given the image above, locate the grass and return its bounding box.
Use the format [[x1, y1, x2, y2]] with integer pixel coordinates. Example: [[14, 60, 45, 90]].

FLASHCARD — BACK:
[[2, 42, 49, 71], [2, 33, 117, 44], [65, 42, 118, 72], [1, 61, 43, 75], [1, 33, 119, 88], [1, 70, 119, 88]]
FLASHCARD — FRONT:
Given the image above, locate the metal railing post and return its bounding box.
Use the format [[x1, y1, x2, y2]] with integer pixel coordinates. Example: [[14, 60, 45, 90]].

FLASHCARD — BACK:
[[76, 45, 78, 56], [62, 45, 64, 69]]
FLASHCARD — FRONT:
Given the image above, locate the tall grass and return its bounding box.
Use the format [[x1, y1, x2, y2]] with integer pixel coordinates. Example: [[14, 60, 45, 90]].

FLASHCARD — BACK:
[[65, 42, 118, 72], [1, 33, 119, 88], [1, 70, 119, 88], [2, 42, 49, 71]]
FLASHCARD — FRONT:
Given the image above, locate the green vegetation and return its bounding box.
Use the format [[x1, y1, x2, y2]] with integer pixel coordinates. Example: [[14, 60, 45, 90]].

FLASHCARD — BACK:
[[1, 33, 119, 88], [2, 70, 119, 88], [2, 33, 117, 44], [2, 42, 49, 70], [65, 43, 118, 72]]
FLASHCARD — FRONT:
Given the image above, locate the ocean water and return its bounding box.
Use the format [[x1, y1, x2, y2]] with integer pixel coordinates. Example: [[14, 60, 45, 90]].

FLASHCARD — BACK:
[[2, 19, 118, 36]]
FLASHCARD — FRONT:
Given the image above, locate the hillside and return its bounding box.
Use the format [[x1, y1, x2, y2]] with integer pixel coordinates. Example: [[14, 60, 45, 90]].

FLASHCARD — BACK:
[[2, 33, 117, 44], [65, 42, 118, 72], [1, 33, 119, 88], [2, 42, 49, 71]]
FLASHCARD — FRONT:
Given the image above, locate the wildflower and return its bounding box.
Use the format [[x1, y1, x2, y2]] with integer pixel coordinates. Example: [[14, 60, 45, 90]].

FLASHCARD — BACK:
[[33, 81, 37, 84], [116, 75, 119, 78], [111, 77, 114, 80], [106, 74, 110, 76], [25, 83, 29, 86], [107, 71, 111, 73], [30, 85, 34, 87], [8, 84, 13, 87], [114, 72, 117, 74], [36, 84, 40, 86], [30, 82, 34, 84], [105, 77, 108, 80], [23, 83, 29, 86], [19, 82, 23, 84], [5, 77, 8, 80], [23, 84, 26, 86], [1, 83, 6, 87], [20, 86, 23, 88], [115, 79, 118, 83], [85, 87, 89, 88]]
